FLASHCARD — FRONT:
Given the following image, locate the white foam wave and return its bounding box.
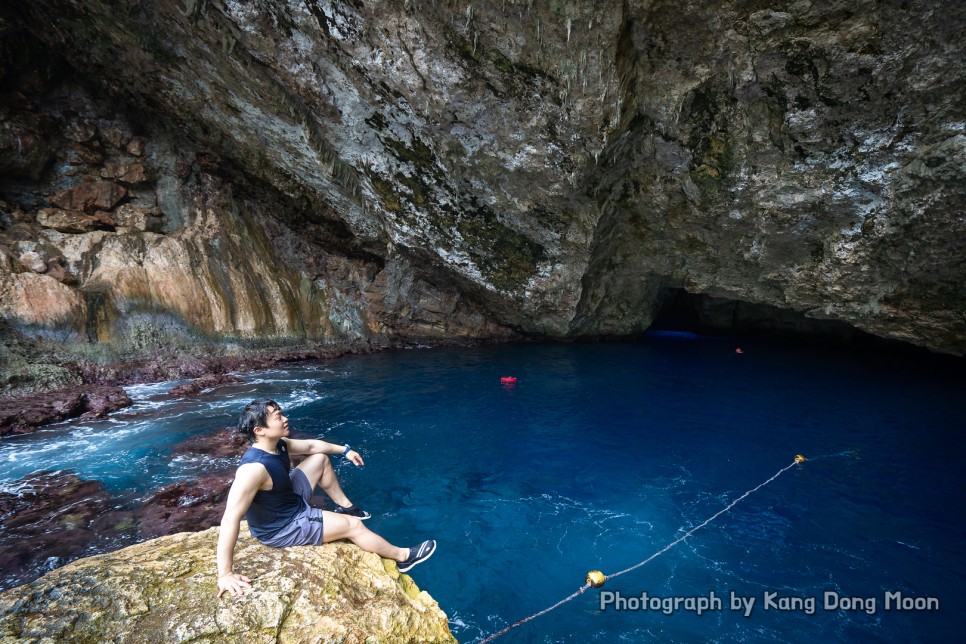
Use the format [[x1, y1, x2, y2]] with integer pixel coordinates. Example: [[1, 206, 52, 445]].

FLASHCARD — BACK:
[[123, 380, 187, 399], [281, 389, 325, 410], [0, 470, 67, 496]]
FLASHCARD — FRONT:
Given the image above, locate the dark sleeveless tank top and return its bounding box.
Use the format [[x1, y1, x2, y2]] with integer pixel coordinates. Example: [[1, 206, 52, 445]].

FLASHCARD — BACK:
[[239, 441, 305, 539]]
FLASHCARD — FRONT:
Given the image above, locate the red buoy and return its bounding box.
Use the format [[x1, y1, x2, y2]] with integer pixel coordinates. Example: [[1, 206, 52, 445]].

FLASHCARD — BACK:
[[500, 376, 517, 384]]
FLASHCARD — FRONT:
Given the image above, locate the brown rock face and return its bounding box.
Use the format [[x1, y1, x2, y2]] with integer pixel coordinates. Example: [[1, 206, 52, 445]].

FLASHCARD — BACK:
[[1, 0, 964, 374], [48, 181, 127, 213]]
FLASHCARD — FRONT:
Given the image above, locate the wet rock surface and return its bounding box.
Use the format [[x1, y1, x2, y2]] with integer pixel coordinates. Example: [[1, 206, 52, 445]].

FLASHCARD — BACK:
[[0, 385, 132, 436], [167, 373, 243, 398], [0, 471, 137, 592], [172, 425, 249, 460], [136, 473, 234, 539]]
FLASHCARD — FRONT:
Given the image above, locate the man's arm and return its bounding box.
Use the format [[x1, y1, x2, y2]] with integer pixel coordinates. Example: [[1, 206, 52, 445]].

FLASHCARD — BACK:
[[216, 463, 265, 597], [282, 436, 364, 466]]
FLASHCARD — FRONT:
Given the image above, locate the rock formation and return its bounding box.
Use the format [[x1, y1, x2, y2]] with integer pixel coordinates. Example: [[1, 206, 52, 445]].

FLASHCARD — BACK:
[[0, 384, 132, 435], [0, 525, 456, 642], [0, 471, 138, 592], [1, 0, 964, 399]]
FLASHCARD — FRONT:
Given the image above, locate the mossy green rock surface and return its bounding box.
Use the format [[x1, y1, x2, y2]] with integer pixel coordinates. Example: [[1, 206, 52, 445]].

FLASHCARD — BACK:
[[0, 524, 456, 643]]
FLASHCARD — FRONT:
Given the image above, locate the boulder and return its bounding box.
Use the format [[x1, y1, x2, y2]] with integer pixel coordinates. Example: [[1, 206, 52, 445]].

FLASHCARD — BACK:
[[81, 385, 134, 418], [0, 525, 457, 643], [35, 207, 100, 233], [64, 142, 104, 166], [100, 159, 150, 184], [48, 181, 126, 213]]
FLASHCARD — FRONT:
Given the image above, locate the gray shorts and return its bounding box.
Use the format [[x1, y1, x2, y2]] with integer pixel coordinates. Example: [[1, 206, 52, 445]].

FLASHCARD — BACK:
[[257, 468, 326, 548]]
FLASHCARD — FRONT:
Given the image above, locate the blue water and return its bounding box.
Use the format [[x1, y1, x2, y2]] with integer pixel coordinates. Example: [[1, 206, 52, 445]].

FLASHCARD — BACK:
[[1, 337, 964, 642]]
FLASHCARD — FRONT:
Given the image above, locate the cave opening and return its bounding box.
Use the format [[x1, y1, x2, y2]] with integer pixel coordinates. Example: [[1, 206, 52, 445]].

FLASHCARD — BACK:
[[648, 289, 928, 355]]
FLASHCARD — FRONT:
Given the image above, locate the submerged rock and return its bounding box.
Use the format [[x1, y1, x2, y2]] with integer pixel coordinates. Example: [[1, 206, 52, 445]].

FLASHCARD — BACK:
[[0, 525, 456, 643], [171, 426, 249, 459], [137, 473, 233, 539], [0, 471, 136, 592], [167, 373, 243, 398]]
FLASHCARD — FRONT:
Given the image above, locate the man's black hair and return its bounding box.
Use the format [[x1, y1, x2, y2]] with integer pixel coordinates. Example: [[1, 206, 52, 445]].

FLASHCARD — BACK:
[[238, 399, 280, 443]]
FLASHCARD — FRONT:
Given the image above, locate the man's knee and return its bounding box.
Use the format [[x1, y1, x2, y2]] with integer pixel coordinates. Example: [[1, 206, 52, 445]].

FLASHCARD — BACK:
[[321, 511, 363, 542], [337, 514, 367, 540], [301, 453, 331, 471], [313, 453, 332, 465]]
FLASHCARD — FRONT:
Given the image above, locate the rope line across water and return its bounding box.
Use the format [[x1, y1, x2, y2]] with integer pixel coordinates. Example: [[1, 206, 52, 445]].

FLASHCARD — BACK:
[[477, 457, 805, 644]]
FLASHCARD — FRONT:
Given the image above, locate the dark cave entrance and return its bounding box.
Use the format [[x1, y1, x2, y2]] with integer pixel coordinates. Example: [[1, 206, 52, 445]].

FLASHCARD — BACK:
[[648, 289, 911, 352]]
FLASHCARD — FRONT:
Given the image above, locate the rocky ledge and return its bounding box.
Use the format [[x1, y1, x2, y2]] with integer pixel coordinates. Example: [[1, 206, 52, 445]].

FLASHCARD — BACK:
[[0, 524, 456, 643], [0, 385, 132, 436]]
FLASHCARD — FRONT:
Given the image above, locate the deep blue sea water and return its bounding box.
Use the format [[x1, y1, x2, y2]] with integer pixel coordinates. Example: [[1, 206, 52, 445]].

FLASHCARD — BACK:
[[1, 336, 964, 642]]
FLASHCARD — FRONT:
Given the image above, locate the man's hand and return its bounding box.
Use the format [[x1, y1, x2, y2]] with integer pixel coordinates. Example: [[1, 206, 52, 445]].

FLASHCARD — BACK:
[[346, 449, 364, 467], [217, 572, 252, 597]]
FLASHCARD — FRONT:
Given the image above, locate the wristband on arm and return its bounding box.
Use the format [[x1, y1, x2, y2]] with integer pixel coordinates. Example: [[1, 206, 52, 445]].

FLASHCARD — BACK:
[[342, 445, 351, 457]]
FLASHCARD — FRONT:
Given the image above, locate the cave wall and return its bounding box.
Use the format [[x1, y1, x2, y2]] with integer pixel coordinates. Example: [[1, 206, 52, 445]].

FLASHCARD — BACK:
[[1, 0, 964, 374]]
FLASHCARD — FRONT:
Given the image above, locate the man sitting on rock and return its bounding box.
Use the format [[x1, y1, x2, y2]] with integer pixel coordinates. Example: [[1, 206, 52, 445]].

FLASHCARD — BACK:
[[217, 399, 435, 597]]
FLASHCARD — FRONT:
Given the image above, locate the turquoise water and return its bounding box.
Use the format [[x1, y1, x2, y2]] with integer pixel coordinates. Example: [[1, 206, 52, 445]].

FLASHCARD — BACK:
[[1, 336, 963, 642]]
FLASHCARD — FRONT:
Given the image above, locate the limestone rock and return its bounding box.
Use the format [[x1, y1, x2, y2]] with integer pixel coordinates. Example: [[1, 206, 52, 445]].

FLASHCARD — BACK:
[[0, 526, 457, 643]]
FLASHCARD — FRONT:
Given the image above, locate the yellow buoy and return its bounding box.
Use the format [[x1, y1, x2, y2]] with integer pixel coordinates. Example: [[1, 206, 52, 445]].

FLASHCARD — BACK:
[[794, 454, 806, 463], [586, 570, 605, 588]]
